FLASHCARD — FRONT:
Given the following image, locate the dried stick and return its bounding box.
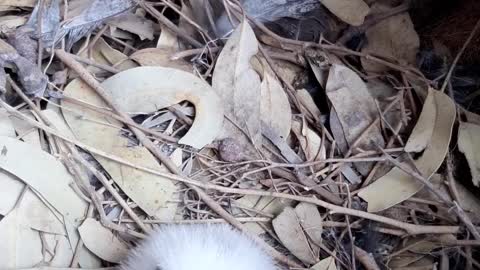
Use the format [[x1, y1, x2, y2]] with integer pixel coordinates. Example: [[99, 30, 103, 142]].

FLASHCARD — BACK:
[[54, 49, 297, 267]]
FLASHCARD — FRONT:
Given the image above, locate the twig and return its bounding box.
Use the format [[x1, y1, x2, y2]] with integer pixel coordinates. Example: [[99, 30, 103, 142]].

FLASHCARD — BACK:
[[440, 18, 480, 92], [354, 246, 381, 270]]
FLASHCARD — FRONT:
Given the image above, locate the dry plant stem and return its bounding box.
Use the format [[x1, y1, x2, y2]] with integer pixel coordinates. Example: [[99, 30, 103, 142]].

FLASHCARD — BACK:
[[54, 49, 296, 267], [135, 0, 203, 48], [380, 150, 480, 240], [353, 246, 381, 270], [440, 18, 480, 92]]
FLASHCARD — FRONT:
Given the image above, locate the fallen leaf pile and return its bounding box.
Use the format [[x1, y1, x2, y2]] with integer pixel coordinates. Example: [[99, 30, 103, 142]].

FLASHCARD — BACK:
[[0, 0, 479, 269]]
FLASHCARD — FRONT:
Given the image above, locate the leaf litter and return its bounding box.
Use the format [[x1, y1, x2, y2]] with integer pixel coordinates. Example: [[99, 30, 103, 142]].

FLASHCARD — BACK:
[[0, 0, 479, 269]]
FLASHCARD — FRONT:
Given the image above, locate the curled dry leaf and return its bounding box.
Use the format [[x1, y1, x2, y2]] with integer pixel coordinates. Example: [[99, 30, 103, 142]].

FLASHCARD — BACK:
[[273, 206, 318, 265], [212, 20, 262, 148], [361, 4, 419, 73], [458, 122, 480, 186], [326, 64, 385, 175], [78, 218, 128, 263], [318, 0, 369, 26], [358, 89, 456, 212], [130, 48, 193, 72]]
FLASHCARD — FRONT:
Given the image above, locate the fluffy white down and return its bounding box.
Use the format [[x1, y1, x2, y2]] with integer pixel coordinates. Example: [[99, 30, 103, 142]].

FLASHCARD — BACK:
[[119, 224, 277, 270]]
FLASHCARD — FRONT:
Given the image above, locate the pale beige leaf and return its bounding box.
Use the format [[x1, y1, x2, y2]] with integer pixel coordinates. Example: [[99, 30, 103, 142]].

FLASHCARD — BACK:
[[326, 64, 385, 175], [157, 26, 179, 49], [295, 203, 323, 246], [319, 0, 369, 26], [458, 122, 480, 186], [108, 13, 154, 40], [404, 90, 436, 152], [260, 66, 291, 139], [0, 0, 36, 7], [0, 15, 27, 32], [0, 136, 88, 223], [361, 4, 419, 73], [291, 120, 325, 170], [311, 256, 337, 270], [130, 48, 192, 72], [78, 218, 128, 263], [43, 234, 74, 266], [9, 111, 42, 150], [273, 206, 317, 264], [296, 89, 321, 119], [358, 89, 455, 212], [0, 209, 43, 268], [212, 20, 262, 147], [96, 38, 138, 70]]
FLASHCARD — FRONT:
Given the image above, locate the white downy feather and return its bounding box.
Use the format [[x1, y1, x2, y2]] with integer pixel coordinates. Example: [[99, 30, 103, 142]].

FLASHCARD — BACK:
[[119, 224, 277, 270]]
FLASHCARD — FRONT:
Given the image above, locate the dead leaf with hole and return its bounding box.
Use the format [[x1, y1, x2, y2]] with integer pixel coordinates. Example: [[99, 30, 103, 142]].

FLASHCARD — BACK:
[[295, 203, 323, 246], [358, 88, 455, 212], [130, 48, 193, 72], [62, 67, 223, 216], [273, 206, 318, 265], [311, 256, 337, 270], [78, 218, 128, 263], [458, 122, 480, 186], [361, 4, 419, 73], [212, 20, 262, 149], [318, 0, 369, 26], [326, 64, 385, 175]]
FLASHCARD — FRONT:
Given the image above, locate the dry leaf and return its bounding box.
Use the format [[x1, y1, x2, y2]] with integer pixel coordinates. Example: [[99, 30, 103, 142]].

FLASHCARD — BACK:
[[296, 89, 321, 120], [157, 26, 179, 49], [9, 111, 42, 150], [130, 48, 193, 72], [273, 206, 318, 265], [78, 218, 128, 263], [295, 203, 323, 246], [108, 12, 154, 40], [404, 91, 436, 152], [291, 119, 325, 170], [212, 20, 262, 147], [0, 15, 27, 31], [458, 122, 480, 186], [311, 256, 337, 270], [0, 0, 36, 8], [318, 0, 369, 26], [361, 4, 419, 73], [0, 209, 43, 268], [0, 136, 88, 223], [358, 89, 456, 212], [260, 59, 292, 139], [326, 64, 385, 175]]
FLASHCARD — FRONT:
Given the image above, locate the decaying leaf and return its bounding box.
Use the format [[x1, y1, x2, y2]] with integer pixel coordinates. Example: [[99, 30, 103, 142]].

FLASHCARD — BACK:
[[130, 48, 193, 72], [78, 218, 128, 263], [273, 206, 318, 264], [318, 0, 369, 26], [311, 256, 337, 270], [326, 64, 385, 175], [458, 122, 480, 186], [361, 4, 419, 73], [212, 20, 262, 148], [358, 88, 456, 212]]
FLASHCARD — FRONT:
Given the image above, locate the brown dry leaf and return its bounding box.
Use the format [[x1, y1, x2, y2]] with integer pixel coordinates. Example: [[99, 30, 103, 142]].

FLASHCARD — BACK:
[[273, 206, 318, 265], [358, 89, 455, 212], [0, 209, 43, 268], [311, 256, 337, 270], [212, 20, 262, 147], [361, 4, 419, 73], [318, 0, 369, 26], [295, 203, 323, 246], [78, 218, 128, 263], [458, 122, 480, 186], [326, 64, 385, 175], [108, 12, 154, 40], [130, 48, 193, 72]]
